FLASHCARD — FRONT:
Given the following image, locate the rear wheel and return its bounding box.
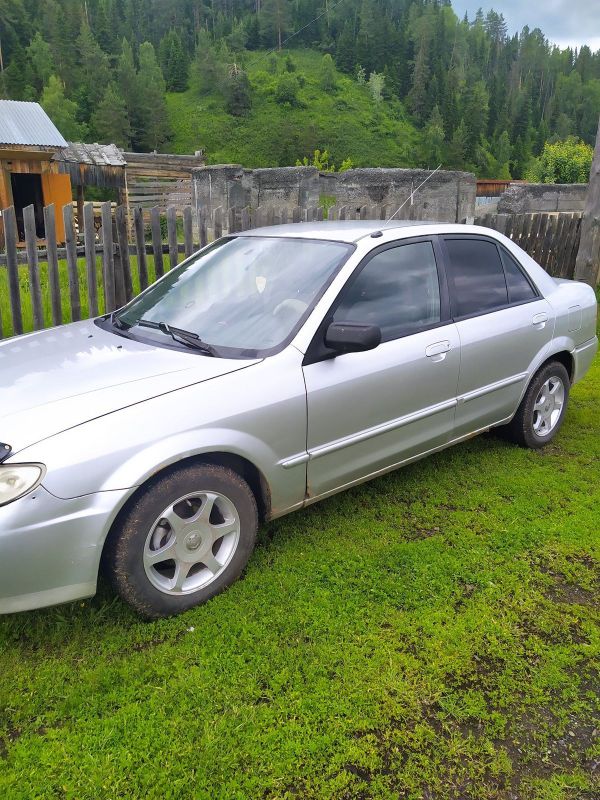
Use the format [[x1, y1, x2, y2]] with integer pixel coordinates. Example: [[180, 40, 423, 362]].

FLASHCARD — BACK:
[[498, 361, 570, 449], [106, 463, 258, 618]]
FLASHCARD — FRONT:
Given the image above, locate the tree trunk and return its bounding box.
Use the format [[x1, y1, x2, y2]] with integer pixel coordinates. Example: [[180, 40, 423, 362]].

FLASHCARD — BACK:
[[574, 115, 600, 287]]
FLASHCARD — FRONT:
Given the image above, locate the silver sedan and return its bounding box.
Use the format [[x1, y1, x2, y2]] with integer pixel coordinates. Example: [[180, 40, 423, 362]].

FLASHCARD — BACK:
[[0, 222, 597, 618]]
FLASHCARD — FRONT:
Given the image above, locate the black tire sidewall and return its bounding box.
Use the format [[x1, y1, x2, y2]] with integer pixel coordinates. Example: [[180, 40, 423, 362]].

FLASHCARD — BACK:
[[517, 362, 570, 449], [108, 463, 258, 618]]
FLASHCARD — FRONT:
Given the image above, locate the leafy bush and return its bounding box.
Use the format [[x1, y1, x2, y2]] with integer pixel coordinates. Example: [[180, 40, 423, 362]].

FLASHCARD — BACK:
[[525, 137, 593, 183]]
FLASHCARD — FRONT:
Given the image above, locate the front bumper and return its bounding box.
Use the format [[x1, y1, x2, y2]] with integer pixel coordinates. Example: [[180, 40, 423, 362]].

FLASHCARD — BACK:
[[0, 485, 129, 614]]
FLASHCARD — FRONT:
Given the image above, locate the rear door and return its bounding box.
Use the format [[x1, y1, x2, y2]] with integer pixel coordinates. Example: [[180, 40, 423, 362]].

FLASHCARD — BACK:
[[441, 235, 553, 438], [302, 237, 461, 500]]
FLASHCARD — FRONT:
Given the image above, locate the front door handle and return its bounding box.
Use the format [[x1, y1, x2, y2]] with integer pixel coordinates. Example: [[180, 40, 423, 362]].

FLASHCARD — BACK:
[[425, 340, 450, 361], [532, 312, 549, 329]]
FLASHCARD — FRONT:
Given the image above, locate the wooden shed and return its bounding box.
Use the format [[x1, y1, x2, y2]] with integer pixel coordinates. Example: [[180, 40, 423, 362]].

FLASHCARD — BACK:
[[0, 100, 71, 242]]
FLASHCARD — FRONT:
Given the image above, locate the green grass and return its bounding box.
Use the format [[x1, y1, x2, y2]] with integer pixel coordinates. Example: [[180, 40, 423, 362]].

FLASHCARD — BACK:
[[167, 49, 420, 168], [0, 305, 598, 799], [0, 256, 176, 338]]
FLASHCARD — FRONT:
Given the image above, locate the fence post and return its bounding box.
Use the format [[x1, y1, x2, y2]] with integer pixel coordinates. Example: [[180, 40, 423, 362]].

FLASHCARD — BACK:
[[82, 203, 99, 317], [150, 207, 164, 279], [63, 204, 81, 322], [183, 206, 194, 257], [23, 205, 44, 330], [167, 206, 178, 270], [214, 207, 223, 239], [101, 202, 116, 312], [3, 207, 23, 335], [133, 206, 148, 291], [115, 204, 133, 303], [43, 204, 63, 326]]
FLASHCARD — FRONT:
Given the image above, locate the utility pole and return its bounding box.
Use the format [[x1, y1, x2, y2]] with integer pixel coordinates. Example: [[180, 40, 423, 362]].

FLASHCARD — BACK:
[[574, 115, 600, 287]]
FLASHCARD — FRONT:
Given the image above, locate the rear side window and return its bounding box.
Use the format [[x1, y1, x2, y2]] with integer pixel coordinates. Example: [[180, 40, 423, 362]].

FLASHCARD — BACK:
[[501, 248, 538, 303], [445, 238, 508, 318]]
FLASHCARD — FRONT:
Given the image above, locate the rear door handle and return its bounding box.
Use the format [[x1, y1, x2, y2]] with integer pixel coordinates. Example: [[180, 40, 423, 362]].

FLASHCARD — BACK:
[[532, 312, 549, 328], [425, 340, 450, 361]]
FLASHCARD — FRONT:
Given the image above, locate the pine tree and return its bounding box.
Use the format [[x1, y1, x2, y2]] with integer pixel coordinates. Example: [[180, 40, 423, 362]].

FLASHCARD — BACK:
[[335, 21, 356, 75], [76, 21, 112, 122], [260, 0, 291, 51], [26, 32, 55, 92], [135, 42, 170, 151], [91, 82, 132, 148], [41, 75, 87, 141], [224, 65, 252, 116], [319, 54, 336, 92], [423, 104, 445, 167], [159, 30, 188, 92]]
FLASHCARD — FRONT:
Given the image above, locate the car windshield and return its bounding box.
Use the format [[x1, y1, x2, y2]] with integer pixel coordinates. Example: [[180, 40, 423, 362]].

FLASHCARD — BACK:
[[116, 235, 353, 356]]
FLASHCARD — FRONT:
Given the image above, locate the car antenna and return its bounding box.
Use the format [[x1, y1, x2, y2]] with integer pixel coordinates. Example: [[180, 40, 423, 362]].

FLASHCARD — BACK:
[[378, 164, 443, 231]]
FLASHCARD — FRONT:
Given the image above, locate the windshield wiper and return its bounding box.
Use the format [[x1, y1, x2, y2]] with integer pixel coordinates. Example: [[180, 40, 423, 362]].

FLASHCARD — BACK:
[[108, 311, 132, 330], [136, 319, 218, 356]]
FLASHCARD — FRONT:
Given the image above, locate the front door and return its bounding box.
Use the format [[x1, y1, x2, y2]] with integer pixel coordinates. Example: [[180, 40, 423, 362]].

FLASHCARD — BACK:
[[303, 238, 461, 500]]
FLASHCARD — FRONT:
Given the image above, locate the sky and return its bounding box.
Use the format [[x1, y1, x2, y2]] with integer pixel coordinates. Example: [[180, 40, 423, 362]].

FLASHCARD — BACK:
[[452, 1, 600, 52]]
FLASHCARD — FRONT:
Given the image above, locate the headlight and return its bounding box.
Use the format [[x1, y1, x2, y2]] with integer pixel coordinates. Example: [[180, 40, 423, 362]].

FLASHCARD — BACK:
[[0, 464, 45, 506]]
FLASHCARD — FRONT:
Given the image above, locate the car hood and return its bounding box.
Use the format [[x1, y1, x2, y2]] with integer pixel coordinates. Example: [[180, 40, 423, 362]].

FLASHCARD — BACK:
[[1, 320, 260, 455]]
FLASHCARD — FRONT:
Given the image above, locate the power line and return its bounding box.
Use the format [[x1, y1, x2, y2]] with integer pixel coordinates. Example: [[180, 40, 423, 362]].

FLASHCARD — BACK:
[[247, 0, 350, 69]]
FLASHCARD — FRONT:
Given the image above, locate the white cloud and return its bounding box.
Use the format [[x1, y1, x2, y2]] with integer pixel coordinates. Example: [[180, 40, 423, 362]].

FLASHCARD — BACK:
[[453, 1, 600, 51]]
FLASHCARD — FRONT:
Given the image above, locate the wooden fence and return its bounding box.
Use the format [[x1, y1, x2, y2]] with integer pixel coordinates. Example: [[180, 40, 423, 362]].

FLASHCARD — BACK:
[[473, 211, 583, 280], [0, 201, 586, 341]]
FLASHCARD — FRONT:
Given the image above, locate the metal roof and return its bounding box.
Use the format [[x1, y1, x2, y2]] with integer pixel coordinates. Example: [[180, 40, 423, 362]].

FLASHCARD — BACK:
[[0, 100, 68, 148], [54, 142, 127, 168]]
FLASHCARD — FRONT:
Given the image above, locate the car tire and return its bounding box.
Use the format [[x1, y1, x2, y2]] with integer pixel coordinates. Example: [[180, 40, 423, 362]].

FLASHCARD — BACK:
[[105, 463, 258, 619], [498, 361, 570, 449]]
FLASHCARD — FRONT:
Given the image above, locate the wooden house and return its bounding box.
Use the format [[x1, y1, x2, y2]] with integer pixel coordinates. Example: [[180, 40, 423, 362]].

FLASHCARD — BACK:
[[0, 100, 72, 242]]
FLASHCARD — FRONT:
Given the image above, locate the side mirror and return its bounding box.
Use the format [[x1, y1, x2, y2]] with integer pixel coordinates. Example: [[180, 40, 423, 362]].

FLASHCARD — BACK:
[[324, 322, 381, 355]]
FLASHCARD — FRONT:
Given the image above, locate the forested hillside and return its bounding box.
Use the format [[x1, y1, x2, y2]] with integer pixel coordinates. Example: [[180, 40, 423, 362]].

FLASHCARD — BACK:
[[1, 0, 599, 177]]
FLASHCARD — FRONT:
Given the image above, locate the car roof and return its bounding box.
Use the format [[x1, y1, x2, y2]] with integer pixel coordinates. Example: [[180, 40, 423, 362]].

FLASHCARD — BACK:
[[238, 220, 439, 244]]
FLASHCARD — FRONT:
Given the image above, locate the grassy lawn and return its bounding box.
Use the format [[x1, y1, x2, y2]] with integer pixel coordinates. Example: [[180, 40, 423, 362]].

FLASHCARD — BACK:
[[0, 256, 172, 338], [0, 309, 598, 799]]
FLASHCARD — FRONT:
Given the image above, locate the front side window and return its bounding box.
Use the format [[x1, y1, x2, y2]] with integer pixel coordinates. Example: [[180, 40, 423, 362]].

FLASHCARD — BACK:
[[333, 241, 441, 342], [445, 238, 508, 318], [116, 236, 353, 356]]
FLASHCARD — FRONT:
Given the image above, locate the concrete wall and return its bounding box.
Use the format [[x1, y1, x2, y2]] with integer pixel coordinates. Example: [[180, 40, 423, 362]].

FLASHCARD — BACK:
[[497, 183, 588, 214], [192, 165, 476, 223]]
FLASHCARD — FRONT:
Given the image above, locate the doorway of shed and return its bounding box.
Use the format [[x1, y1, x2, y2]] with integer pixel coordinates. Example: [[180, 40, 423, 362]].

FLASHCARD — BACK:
[[10, 173, 45, 239]]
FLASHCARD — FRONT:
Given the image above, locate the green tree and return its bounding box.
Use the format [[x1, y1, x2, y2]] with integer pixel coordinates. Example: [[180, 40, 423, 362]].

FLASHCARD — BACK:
[[224, 65, 252, 116], [40, 75, 87, 141], [525, 137, 593, 183], [335, 21, 356, 74], [75, 21, 112, 121], [261, 0, 291, 51], [26, 32, 54, 91], [135, 42, 170, 151], [274, 73, 302, 106], [91, 82, 132, 148], [422, 104, 445, 167], [368, 72, 385, 103], [159, 30, 188, 92], [319, 54, 336, 92]]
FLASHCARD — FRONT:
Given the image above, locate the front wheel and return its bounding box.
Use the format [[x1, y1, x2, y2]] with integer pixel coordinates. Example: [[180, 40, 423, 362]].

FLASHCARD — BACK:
[[105, 463, 258, 618], [498, 361, 570, 449]]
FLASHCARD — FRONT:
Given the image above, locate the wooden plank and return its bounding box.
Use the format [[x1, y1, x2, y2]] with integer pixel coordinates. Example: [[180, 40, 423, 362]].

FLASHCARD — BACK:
[[228, 207, 237, 234], [115, 205, 133, 303], [183, 206, 193, 257], [3, 206, 23, 335], [292, 207, 301, 223], [199, 211, 208, 248], [541, 214, 558, 272], [316, 206, 324, 221], [280, 207, 288, 225], [133, 206, 148, 291], [167, 206, 178, 270], [63, 204, 81, 322], [338, 206, 346, 221], [44, 204, 63, 325], [23, 205, 44, 330], [150, 207, 164, 278], [83, 203, 99, 317], [101, 201, 116, 312]]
